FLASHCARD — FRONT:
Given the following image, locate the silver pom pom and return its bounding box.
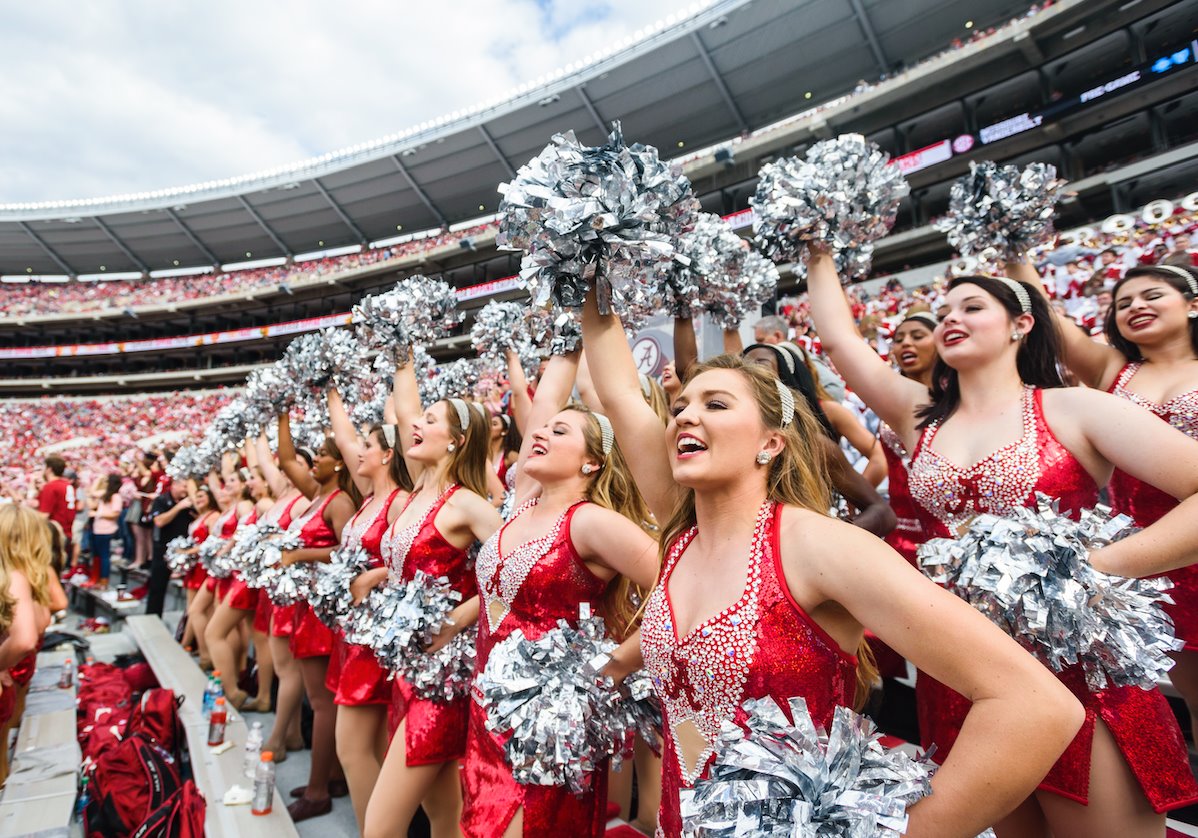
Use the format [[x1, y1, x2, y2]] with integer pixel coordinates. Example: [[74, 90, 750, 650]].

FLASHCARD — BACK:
[[253, 531, 311, 606], [936, 161, 1065, 262], [680, 696, 934, 837], [752, 134, 909, 281], [353, 276, 463, 361], [918, 495, 1181, 690], [476, 608, 649, 793], [309, 546, 374, 628], [498, 122, 698, 317], [422, 358, 481, 404], [402, 624, 478, 702], [354, 570, 463, 677], [669, 213, 779, 329], [527, 307, 583, 356], [165, 536, 196, 574]]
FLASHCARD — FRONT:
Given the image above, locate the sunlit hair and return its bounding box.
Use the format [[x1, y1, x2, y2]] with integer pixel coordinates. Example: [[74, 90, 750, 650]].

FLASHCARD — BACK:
[[642, 375, 671, 424], [917, 276, 1063, 430], [563, 404, 654, 641], [658, 354, 878, 708], [1105, 265, 1198, 361], [368, 424, 414, 492], [321, 434, 363, 508], [0, 504, 53, 610], [438, 400, 491, 500]]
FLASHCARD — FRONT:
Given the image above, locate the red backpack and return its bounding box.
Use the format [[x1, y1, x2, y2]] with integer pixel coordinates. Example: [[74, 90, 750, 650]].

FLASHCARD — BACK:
[[85, 732, 181, 838], [131, 779, 206, 838], [127, 688, 184, 760]]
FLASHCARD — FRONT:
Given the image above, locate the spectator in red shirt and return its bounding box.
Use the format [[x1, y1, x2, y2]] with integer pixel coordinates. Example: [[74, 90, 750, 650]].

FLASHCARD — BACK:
[[36, 456, 75, 554]]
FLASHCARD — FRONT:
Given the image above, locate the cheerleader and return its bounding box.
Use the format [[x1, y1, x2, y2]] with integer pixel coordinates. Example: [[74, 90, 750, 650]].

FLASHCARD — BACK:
[[277, 413, 361, 822], [582, 289, 1085, 837], [359, 354, 501, 838], [1016, 259, 1198, 743], [806, 250, 1198, 835], [326, 388, 411, 830], [205, 461, 275, 710], [253, 432, 310, 763], [179, 485, 218, 652], [459, 350, 658, 838]]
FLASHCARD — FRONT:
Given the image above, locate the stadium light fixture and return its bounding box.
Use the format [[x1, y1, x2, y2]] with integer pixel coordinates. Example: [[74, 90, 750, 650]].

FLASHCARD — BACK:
[[965, 20, 973, 29], [220, 256, 287, 272], [805, 91, 813, 99], [149, 266, 214, 278]]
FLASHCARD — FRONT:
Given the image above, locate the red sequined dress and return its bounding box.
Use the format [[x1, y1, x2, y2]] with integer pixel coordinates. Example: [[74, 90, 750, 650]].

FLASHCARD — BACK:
[[381, 485, 477, 765], [289, 490, 343, 659], [326, 488, 403, 706], [879, 423, 927, 565], [222, 508, 261, 611], [269, 495, 312, 638], [250, 495, 304, 633], [203, 506, 241, 594], [461, 499, 611, 838], [907, 386, 1198, 811], [640, 500, 857, 838], [183, 511, 218, 591], [1107, 362, 1198, 650]]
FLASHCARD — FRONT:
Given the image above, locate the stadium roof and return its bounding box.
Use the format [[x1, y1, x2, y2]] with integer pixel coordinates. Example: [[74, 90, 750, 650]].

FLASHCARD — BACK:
[[0, 0, 1037, 276]]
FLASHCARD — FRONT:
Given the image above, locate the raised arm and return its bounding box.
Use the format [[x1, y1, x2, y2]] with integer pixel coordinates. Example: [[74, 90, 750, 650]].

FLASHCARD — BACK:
[[505, 349, 533, 435], [673, 317, 699, 376], [1004, 259, 1123, 390], [722, 327, 744, 355], [391, 352, 427, 484], [574, 352, 602, 413], [805, 251, 926, 435], [277, 412, 320, 499], [206, 470, 228, 510], [513, 351, 580, 503], [255, 432, 290, 500], [328, 388, 371, 497], [581, 292, 678, 524], [822, 400, 886, 487], [821, 438, 896, 537]]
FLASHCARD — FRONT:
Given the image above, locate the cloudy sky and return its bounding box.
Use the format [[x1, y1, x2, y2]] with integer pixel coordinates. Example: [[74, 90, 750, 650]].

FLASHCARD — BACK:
[[0, 0, 700, 203]]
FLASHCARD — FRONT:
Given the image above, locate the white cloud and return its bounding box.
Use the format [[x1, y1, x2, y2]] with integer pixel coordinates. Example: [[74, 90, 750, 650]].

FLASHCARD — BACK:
[[0, 0, 699, 202]]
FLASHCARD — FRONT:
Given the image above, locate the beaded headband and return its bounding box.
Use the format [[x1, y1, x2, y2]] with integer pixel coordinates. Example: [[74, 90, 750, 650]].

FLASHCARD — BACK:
[[902, 311, 939, 330], [237, 466, 252, 481], [774, 379, 795, 428], [592, 412, 615, 456], [447, 398, 471, 431], [1153, 265, 1198, 297], [380, 424, 397, 448], [993, 276, 1032, 314]]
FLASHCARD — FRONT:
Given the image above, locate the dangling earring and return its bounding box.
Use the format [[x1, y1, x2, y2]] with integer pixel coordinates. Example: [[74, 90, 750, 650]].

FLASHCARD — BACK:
[[447, 443, 456, 453], [755, 451, 771, 465]]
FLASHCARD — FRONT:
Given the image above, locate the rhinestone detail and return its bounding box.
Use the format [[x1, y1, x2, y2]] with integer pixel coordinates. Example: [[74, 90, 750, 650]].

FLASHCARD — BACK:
[[381, 484, 455, 582], [1111, 362, 1198, 439]]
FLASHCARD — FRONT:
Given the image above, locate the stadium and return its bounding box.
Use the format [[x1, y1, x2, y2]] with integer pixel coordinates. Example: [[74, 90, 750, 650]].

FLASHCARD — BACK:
[[3, 0, 1198, 835]]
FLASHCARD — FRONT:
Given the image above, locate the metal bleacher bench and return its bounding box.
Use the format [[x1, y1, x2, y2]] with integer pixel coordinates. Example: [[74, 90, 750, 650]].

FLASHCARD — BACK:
[[124, 615, 297, 837], [0, 649, 80, 837]]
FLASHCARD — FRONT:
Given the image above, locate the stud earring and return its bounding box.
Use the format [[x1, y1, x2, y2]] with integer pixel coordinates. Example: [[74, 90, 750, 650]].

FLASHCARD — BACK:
[[1010, 330, 1024, 342], [581, 464, 595, 475], [447, 443, 456, 453], [334, 465, 341, 472], [1189, 311, 1197, 320], [755, 451, 771, 465]]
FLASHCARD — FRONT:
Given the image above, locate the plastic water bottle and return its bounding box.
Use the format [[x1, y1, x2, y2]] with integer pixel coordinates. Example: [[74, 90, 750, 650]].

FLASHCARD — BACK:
[[201, 674, 215, 718], [243, 721, 264, 778], [207, 697, 227, 746], [74, 775, 90, 821], [58, 657, 74, 689], [251, 752, 276, 815]]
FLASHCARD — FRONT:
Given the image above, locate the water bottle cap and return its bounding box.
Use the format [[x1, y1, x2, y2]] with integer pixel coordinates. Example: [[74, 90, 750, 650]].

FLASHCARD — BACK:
[[261, 751, 273, 762], [215, 697, 225, 706], [213, 670, 221, 676]]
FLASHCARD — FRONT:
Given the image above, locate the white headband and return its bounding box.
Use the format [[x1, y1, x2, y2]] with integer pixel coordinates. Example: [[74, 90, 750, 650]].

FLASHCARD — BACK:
[[592, 412, 614, 456], [902, 311, 939, 330], [774, 379, 795, 428], [992, 276, 1032, 314], [381, 425, 397, 448], [1153, 265, 1198, 297], [448, 398, 471, 431]]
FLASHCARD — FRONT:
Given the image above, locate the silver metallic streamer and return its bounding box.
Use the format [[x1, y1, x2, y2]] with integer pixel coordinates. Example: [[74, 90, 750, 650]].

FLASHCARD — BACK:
[[917, 495, 1181, 690], [935, 161, 1065, 261], [352, 276, 462, 361], [349, 570, 462, 676], [164, 536, 196, 575], [751, 134, 909, 281], [680, 696, 934, 837]]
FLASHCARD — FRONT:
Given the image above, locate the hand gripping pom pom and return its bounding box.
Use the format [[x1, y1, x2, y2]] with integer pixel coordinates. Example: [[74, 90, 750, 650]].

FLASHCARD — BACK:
[[497, 122, 699, 318], [470, 300, 541, 374], [527, 306, 583, 355], [250, 531, 311, 606], [935, 161, 1065, 262], [751, 134, 909, 282], [679, 696, 934, 838], [308, 546, 374, 628], [352, 570, 462, 682], [917, 495, 1182, 690], [353, 276, 462, 362], [476, 608, 662, 794], [165, 536, 196, 575]]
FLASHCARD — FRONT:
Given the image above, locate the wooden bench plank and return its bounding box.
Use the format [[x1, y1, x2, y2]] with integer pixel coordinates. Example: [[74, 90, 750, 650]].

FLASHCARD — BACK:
[[0, 791, 75, 836]]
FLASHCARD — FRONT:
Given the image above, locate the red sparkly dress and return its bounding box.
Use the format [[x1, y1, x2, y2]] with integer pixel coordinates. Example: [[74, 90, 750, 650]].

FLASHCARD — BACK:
[[183, 511, 217, 590], [382, 484, 477, 764], [270, 495, 314, 638], [879, 423, 927, 565], [1107, 362, 1198, 650], [461, 499, 612, 838], [640, 500, 857, 838], [289, 491, 343, 659], [222, 508, 261, 611], [326, 488, 403, 706], [907, 386, 1198, 811], [250, 495, 304, 633], [203, 506, 241, 594]]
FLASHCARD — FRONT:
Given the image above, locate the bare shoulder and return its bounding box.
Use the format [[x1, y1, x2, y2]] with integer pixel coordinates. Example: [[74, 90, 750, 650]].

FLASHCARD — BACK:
[[447, 487, 491, 515], [778, 504, 887, 564]]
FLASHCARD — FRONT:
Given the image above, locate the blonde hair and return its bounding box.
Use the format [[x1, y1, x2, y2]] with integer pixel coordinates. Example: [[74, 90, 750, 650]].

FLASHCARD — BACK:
[[0, 504, 53, 610], [564, 404, 655, 641], [440, 400, 492, 500], [658, 355, 877, 708], [642, 376, 671, 424]]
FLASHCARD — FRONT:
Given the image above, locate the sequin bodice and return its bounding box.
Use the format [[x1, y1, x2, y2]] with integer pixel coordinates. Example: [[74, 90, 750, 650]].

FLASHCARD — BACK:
[[907, 388, 1097, 538], [189, 511, 216, 543], [474, 501, 606, 663], [879, 423, 925, 563], [215, 507, 239, 539], [342, 488, 402, 566], [381, 484, 477, 601], [1108, 363, 1198, 526], [263, 494, 304, 531], [292, 490, 342, 549], [640, 502, 857, 838]]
